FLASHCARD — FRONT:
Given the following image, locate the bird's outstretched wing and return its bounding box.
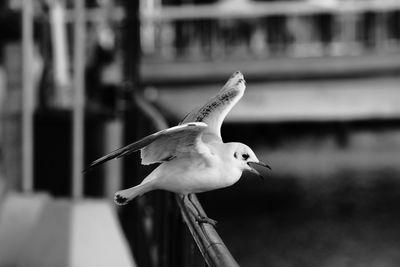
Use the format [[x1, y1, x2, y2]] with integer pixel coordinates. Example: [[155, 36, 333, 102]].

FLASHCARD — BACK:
[[180, 71, 246, 139], [84, 122, 208, 171]]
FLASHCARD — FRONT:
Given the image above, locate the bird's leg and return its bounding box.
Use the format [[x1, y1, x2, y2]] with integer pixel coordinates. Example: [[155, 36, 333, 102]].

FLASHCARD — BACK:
[[183, 194, 218, 226]]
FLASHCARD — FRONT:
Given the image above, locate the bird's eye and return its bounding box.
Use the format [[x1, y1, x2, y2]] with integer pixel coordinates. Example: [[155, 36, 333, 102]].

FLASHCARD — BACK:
[[242, 153, 249, 160], [234, 152, 238, 159]]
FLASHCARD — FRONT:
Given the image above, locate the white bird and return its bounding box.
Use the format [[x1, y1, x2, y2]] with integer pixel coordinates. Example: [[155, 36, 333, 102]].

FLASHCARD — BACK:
[[84, 71, 270, 224]]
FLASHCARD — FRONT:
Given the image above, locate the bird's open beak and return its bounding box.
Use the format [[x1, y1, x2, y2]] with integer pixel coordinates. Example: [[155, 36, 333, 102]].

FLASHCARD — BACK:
[[247, 161, 271, 179]]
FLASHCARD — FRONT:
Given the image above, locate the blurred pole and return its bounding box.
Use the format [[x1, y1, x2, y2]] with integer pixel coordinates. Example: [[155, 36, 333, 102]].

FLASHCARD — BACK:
[[72, 0, 85, 199], [104, 120, 123, 200], [49, 0, 72, 108], [22, 0, 34, 193]]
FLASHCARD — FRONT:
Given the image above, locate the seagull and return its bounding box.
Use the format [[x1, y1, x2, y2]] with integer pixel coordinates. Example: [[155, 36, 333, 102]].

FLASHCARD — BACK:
[[84, 71, 270, 224]]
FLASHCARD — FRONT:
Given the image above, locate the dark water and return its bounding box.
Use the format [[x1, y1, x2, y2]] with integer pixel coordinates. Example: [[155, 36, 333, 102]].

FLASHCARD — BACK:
[[200, 169, 400, 267]]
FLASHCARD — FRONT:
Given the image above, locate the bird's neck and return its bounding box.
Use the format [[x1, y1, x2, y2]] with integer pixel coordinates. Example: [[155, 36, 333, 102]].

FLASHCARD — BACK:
[[212, 143, 243, 184]]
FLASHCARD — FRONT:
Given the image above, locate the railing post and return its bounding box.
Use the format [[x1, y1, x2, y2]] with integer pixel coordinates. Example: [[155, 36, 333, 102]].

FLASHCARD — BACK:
[[72, 0, 85, 199], [22, 0, 34, 193]]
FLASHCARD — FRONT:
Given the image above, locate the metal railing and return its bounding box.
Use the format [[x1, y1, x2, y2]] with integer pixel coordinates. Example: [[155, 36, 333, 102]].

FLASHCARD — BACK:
[[177, 195, 239, 267]]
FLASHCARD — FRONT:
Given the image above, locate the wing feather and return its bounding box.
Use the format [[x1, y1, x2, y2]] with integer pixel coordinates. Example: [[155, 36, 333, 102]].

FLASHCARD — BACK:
[[84, 122, 207, 171], [140, 124, 207, 165], [180, 71, 245, 139]]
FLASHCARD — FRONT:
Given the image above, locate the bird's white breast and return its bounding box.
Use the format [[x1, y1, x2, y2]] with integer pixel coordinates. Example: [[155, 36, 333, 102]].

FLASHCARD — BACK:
[[154, 152, 242, 194]]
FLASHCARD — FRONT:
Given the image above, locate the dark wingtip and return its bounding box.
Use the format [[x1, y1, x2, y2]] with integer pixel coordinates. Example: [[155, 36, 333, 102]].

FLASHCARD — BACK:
[[114, 194, 128, 205]]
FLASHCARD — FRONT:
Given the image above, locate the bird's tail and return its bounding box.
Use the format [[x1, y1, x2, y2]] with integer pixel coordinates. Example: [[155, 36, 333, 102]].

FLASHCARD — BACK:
[[114, 182, 153, 205]]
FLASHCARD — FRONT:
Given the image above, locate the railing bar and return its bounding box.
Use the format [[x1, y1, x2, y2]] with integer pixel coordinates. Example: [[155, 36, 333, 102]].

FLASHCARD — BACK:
[[22, 0, 34, 193], [72, 0, 85, 199], [141, 1, 400, 21], [177, 196, 212, 264], [133, 93, 168, 130], [65, 7, 125, 23], [177, 194, 240, 267]]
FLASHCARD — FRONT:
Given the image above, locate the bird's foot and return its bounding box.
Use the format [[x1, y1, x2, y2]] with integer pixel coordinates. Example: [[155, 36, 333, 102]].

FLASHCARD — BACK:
[[195, 215, 218, 226]]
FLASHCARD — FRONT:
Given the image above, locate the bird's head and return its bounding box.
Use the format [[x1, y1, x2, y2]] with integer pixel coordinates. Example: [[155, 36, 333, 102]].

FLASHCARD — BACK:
[[229, 143, 271, 178]]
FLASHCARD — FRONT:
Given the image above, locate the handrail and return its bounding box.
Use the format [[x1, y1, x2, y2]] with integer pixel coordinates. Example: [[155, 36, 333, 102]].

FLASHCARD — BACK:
[[141, 0, 400, 21], [177, 194, 240, 267], [133, 93, 168, 130], [134, 93, 240, 266]]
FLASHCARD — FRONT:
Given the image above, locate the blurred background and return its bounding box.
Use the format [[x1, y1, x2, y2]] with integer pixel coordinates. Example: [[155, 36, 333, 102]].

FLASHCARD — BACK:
[[0, 0, 400, 266]]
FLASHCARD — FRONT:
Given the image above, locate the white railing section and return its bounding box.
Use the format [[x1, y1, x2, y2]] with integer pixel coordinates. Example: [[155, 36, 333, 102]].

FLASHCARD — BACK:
[[140, 0, 400, 60]]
